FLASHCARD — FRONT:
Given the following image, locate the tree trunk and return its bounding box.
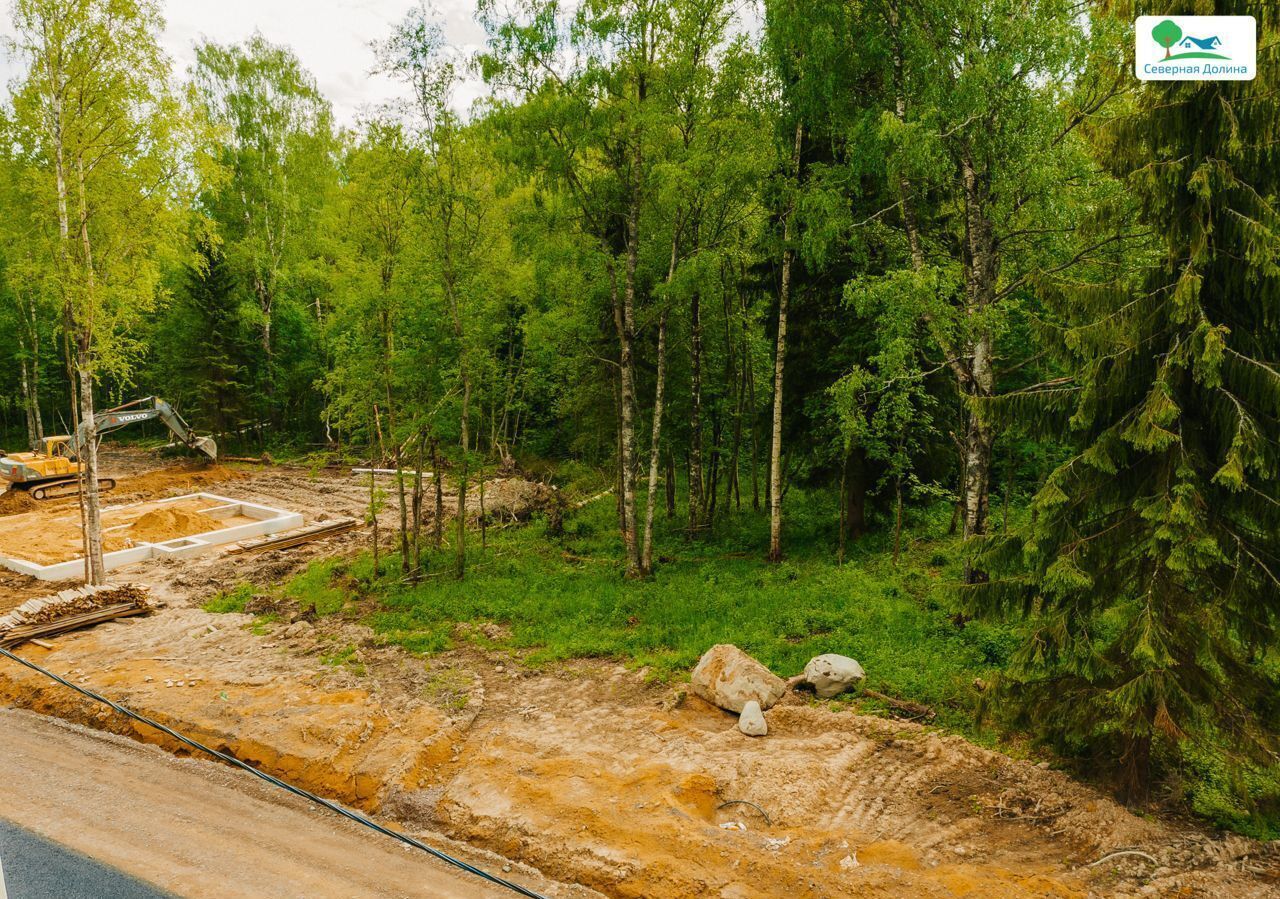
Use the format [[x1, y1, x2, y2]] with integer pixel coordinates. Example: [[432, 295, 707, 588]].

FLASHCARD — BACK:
[[72, 158, 104, 585], [369, 464, 380, 576], [396, 446, 409, 575], [641, 308, 668, 575], [728, 334, 745, 512], [893, 474, 904, 566], [768, 122, 803, 563], [665, 448, 676, 519], [959, 152, 997, 582], [705, 412, 721, 521], [609, 263, 627, 539], [642, 236, 680, 573], [619, 182, 642, 578], [17, 296, 44, 452], [18, 339, 41, 453], [432, 436, 443, 551], [689, 286, 704, 534], [746, 337, 761, 512], [412, 430, 425, 579], [74, 338, 104, 585], [838, 465, 846, 566], [843, 446, 870, 541], [456, 374, 471, 579], [479, 468, 487, 551]]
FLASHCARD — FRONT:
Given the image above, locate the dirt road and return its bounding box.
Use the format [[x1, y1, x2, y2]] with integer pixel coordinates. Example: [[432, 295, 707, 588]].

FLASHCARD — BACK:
[[0, 706, 575, 899]]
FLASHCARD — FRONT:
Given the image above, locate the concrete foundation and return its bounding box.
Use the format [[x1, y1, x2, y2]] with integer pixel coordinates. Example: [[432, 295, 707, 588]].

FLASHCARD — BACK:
[[0, 493, 303, 581]]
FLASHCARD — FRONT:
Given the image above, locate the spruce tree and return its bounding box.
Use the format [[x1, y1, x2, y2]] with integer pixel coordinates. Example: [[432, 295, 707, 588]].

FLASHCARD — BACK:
[[180, 239, 250, 436], [967, 2, 1280, 797]]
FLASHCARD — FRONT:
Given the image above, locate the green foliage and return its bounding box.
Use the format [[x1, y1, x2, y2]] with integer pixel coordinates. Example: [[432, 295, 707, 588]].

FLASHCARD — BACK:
[[320, 643, 365, 676], [282, 559, 349, 616], [203, 583, 254, 614], [5, 0, 1278, 842], [967, 0, 1280, 799]]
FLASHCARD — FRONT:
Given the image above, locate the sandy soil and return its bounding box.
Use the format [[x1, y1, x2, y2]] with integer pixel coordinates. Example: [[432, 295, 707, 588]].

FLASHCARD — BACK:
[[0, 604, 1273, 899], [1, 449, 1276, 898], [0, 497, 240, 565], [0, 706, 587, 899]]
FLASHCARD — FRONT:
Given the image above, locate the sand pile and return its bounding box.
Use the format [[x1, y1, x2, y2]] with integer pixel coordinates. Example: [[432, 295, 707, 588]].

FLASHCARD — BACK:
[[111, 465, 246, 503], [127, 507, 219, 542], [0, 490, 40, 516]]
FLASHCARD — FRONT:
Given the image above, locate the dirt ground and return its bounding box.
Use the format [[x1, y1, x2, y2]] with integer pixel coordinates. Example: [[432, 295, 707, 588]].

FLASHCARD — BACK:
[[0, 448, 1276, 898], [0, 707, 584, 898], [0, 496, 247, 565]]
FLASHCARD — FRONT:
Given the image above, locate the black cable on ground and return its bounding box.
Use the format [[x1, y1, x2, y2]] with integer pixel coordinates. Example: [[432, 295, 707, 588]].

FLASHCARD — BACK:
[[0, 645, 548, 899]]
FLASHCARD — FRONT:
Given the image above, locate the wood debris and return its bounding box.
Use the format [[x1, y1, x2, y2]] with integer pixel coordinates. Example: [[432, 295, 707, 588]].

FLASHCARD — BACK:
[[0, 583, 151, 648], [227, 519, 359, 555]]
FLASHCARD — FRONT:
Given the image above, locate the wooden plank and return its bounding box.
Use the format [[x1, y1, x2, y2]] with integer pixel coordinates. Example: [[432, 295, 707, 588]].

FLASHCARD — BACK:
[[351, 468, 432, 477], [226, 519, 359, 556], [1, 604, 147, 648]]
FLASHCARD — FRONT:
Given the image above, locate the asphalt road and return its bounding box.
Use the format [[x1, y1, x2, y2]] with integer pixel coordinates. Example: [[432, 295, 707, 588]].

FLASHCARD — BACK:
[[0, 707, 550, 898], [0, 818, 172, 899]]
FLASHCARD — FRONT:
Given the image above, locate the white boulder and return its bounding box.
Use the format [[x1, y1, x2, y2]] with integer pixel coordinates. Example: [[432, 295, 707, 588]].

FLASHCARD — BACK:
[[690, 644, 786, 713], [803, 653, 866, 698], [738, 700, 767, 736]]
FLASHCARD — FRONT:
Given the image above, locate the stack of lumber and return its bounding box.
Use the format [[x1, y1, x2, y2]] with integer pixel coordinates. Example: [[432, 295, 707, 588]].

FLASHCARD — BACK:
[[227, 518, 358, 555], [0, 584, 151, 648]]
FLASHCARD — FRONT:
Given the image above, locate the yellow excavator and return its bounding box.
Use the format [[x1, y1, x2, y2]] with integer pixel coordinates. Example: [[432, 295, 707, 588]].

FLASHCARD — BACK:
[[0, 397, 217, 501]]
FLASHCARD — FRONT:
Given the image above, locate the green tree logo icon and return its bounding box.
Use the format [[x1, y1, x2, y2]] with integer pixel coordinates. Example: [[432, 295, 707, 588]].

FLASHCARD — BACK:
[[1152, 19, 1182, 59]]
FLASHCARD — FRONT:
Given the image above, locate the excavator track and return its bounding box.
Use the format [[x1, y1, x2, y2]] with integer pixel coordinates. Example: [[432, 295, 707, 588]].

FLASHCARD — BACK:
[[27, 477, 117, 502]]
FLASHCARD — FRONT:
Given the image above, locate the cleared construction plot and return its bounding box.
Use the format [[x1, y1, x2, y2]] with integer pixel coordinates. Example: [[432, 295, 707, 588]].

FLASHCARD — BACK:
[[0, 492, 302, 580]]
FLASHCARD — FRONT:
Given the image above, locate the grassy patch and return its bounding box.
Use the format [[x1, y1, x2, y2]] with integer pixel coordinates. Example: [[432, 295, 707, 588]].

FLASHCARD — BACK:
[[250, 612, 281, 635], [320, 643, 366, 675], [283, 559, 350, 615], [203, 583, 254, 614], [341, 489, 1019, 733], [422, 666, 474, 711], [214, 473, 1280, 837]]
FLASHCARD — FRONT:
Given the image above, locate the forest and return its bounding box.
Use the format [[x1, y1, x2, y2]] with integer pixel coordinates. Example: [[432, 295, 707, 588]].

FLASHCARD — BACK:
[[1, 0, 1278, 840]]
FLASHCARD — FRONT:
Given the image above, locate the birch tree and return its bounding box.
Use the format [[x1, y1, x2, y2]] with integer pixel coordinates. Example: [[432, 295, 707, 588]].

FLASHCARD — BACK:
[[10, 0, 187, 584]]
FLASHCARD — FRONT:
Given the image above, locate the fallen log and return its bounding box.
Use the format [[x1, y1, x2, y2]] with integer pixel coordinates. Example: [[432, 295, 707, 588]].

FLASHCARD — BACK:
[[863, 689, 936, 720], [571, 489, 612, 510]]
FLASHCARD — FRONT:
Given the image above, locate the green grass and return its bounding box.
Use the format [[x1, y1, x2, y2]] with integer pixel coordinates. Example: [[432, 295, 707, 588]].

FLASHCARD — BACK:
[[283, 558, 350, 615], [320, 643, 366, 675], [341, 489, 1022, 734], [203, 583, 254, 613]]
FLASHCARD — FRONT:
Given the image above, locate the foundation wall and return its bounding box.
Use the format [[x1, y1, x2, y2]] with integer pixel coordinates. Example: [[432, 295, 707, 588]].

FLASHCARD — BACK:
[[0, 493, 303, 581]]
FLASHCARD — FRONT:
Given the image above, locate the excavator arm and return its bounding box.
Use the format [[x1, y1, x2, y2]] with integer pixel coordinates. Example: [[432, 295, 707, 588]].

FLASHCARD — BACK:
[[1, 397, 216, 499], [69, 398, 218, 461]]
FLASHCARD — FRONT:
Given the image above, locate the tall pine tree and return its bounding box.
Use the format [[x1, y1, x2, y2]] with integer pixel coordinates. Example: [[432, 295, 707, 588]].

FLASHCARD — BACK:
[[967, 1, 1280, 798]]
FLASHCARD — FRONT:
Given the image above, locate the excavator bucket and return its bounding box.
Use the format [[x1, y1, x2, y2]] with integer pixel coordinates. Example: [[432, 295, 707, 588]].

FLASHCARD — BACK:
[[194, 436, 218, 461]]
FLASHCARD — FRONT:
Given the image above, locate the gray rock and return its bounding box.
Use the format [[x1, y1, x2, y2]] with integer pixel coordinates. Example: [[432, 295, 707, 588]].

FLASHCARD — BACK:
[[738, 700, 767, 736], [690, 644, 786, 713], [803, 653, 865, 698]]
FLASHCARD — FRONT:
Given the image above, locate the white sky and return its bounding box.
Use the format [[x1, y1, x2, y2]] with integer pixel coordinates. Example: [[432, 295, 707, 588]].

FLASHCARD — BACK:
[[0, 0, 491, 126]]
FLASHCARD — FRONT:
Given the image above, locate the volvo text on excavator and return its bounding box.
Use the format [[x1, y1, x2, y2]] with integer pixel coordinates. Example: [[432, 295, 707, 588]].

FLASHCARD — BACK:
[[0, 397, 218, 501]]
